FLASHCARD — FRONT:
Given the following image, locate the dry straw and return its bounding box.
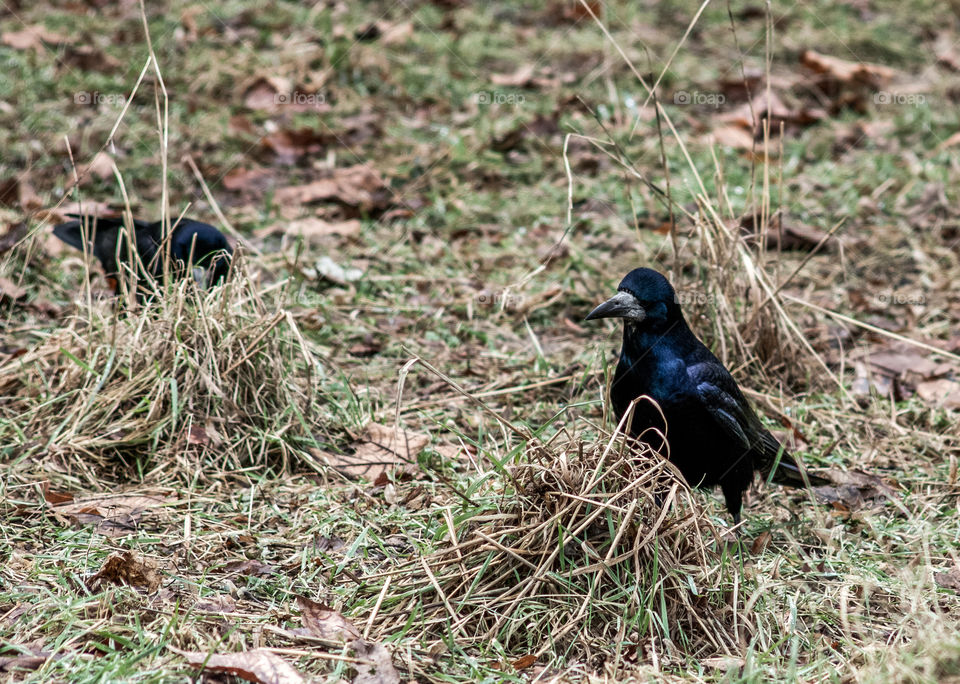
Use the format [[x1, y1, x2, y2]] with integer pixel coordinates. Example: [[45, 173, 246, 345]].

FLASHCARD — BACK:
[[0, 261, 325, 485], [359, 393, 743, 670]]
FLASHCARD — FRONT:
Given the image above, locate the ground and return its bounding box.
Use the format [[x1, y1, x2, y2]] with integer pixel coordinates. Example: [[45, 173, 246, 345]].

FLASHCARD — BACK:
[[1, 0, 960, 682]]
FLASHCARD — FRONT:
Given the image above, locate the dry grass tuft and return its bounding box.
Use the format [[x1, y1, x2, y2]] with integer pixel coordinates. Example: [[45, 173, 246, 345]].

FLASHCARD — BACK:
[[364, 409, 740, 670], [0, 261, 327, 485]]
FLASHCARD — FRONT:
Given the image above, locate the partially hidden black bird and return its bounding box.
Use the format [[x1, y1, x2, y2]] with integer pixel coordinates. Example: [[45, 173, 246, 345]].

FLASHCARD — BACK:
[[53, 215, 232, 298], [587, 267, 826, 523]]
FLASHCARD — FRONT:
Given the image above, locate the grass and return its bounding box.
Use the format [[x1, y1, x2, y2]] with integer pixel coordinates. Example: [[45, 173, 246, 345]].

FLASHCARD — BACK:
[[2, 0, 960, 681]]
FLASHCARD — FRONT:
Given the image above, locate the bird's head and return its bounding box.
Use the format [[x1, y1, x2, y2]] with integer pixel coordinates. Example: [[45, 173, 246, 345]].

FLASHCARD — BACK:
[[170, 221, 233, 287], [585, 268, 682, 330]]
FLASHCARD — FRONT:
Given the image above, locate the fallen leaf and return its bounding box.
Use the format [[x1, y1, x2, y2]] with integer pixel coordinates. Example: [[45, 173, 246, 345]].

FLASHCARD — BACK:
[[351, 639, 400, 684], [88, 551, 161, 592], [863, 349, 940, 380], [196, 594, 237, 613], [512, 655, 536, 670], [275, 165, 390, 214], [737, 210, 849, 251], [222, 559, 275, 576], [261, 128, 331, 164], [0, 277, 26, 302], [704, 125, 756, 150], [296, 596, 361, 642], [242, 75, 293, 110], [258, 217, 361, 241], [491, 64, 536, 87], [0, 222, 28, 255], [174, 648, 306, 684], [58, 46, 121, 72], [314, 423, 429, 482], [82, 152, 115, 180], [935, 566, 960, 591], [813, 470, 899, 512], [751, 531, 772, 554], [188, 425, 209, 446], [800, 50, 895, 85], [54, 493, 166, 537], [222, 166, 273, 191], [1, 24, 67, 52], [916, 379, 960, 409], [42, 483, 73, 505]]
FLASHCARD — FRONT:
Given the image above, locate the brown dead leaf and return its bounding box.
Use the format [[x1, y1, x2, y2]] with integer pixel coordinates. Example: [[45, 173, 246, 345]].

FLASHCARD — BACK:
[[88, 551, 161, 592], [863, 349, 940, 380], [738, 210, 847, 251], [352, 639, 401, 684], [42, 483, 73, 505], [751, 531, 772, 554], [1, 24, 67, 52], [916, 379, 960, 409], [257, 217, 361, 241], [196, 594, 237, 613], [222, 166, 273, 191], [704, 125, 757, 150], [0, 277, 26, 302], [275, 165, 390, 214], [0, 222, 27, 255], [296, 596, 361, 642], [54, 493, 166, 537], [935, 566, 960, 591], [0, 175, 39, 210], [261, 128, 331, 164], [718, 90, 825, 137], [512, 655, 536, 670], [188, 425, 209, 446], [0, 646, 52, 674], [314, 423, 429, 482], [175, 648, 306, 684], [491, 64, 536, 88], [800, 50, 895, 85], [242, 75, 293, 110], [813, 470, 899, 512], [222, 559, 275, 576], [82, 152, 115, 181], [58, 46, 121, 72]]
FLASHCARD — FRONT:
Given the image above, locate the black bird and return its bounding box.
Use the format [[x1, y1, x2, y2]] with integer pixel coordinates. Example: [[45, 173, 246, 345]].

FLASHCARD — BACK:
[[53, 215, 232, 298], [586, 268, 825, 523]]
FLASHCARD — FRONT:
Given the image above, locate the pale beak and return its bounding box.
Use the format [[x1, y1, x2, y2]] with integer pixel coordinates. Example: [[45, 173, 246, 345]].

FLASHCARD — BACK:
[[585, 290, 646, 322]]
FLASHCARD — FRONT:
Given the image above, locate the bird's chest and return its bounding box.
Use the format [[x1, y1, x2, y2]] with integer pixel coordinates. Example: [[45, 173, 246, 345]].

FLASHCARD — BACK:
[[612, 348, 698, 425]]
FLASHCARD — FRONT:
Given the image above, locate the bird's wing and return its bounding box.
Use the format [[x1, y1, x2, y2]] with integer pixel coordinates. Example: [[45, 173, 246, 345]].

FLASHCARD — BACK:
[[688, 361, 758, 452]]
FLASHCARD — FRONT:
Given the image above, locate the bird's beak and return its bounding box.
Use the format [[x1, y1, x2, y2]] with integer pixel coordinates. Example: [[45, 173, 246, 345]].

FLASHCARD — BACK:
[[585, 290, 646, 322]]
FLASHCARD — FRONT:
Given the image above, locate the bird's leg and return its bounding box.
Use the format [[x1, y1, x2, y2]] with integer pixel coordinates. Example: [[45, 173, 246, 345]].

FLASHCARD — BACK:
[[720, 481, 743, 528]]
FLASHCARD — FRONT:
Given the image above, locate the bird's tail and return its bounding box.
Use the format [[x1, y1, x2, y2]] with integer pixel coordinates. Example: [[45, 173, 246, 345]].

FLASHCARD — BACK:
[[767, 451, 830, 488]]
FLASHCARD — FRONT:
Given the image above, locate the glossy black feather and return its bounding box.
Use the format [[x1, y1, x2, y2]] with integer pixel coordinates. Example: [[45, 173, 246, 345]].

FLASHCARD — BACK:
[[590, 268, 826, 522]]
